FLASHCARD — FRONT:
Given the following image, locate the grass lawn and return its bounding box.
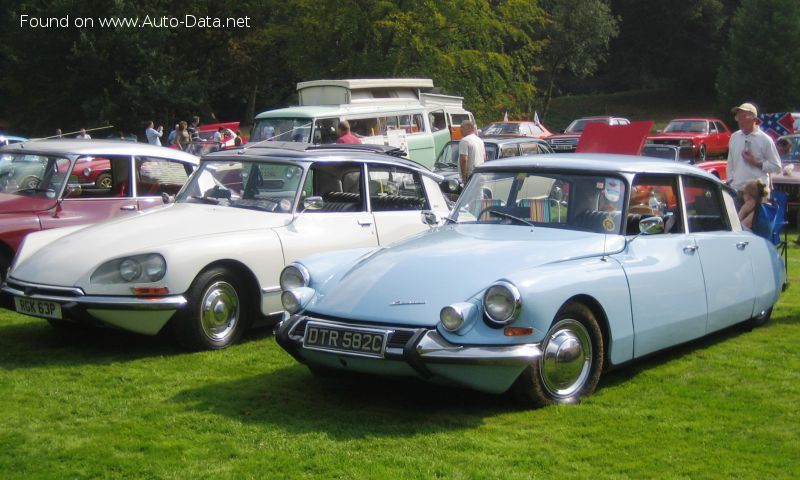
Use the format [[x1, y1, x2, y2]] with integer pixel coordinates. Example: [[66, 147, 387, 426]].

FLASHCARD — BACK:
[[1, 244, 799, 479]]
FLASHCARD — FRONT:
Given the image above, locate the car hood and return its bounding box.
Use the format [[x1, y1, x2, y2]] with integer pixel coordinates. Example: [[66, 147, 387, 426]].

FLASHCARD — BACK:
[[11, 203, 292, 285], [306, 225, 615, 327], [0, 192, 56, 214]]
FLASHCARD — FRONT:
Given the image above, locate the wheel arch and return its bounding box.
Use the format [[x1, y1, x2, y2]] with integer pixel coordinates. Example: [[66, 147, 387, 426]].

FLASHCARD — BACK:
[[556, 294, 611, 370], [196, 259, 262, 312]]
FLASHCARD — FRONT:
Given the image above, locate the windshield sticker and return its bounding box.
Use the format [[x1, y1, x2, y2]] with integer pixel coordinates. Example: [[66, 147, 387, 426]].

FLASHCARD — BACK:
[[604, 178, 622, 202], [603, 215, 616, 232]]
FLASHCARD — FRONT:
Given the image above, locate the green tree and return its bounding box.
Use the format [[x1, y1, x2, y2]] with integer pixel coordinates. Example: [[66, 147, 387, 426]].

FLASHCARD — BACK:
[[537, 0, 619, 119], [717, 0, 800, 112]]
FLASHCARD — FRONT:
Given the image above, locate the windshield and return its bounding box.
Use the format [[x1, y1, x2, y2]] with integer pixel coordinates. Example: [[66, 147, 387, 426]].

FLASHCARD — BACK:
[[451, 170, 626, 234], [484, 123, 521, 135], [176, 160, 305, 212], [251, 118, 312, 143], [664, 120, 707, 133], [565, 119, 606, 134], [0, 153, 72, 197]]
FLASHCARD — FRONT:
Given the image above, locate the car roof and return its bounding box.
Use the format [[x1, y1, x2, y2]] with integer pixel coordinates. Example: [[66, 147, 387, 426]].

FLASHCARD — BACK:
[[0, 139, 199, 163], [478, 153, 721, 181], [202, 142, 442, 180]]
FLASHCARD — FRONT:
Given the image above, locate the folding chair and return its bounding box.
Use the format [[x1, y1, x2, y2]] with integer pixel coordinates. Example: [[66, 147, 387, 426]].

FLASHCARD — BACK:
[[753, 190, 789, 274]]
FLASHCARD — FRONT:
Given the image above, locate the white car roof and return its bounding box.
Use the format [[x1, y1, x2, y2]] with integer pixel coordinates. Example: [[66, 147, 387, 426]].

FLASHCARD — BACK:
[[0, 139, 199, 164]]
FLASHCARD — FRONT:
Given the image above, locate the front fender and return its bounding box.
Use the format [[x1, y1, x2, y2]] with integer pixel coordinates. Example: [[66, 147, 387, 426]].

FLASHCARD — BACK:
[[10, 224, 87, 270], [441, 256, 634, 367]]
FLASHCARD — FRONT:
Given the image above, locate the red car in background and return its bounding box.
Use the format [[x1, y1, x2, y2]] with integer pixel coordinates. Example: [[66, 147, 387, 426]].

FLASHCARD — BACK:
[[195, 122, 246, 149], [481, 121, 552, 139], [646, 118, 731, 161], [547, 116, 631, 152]]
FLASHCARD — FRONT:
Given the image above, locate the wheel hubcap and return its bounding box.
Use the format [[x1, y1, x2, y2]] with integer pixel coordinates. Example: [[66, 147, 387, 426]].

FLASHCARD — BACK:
[[200, 281, 239, 341], [99, 177, 112, 188], [540, 319, 592, 398]]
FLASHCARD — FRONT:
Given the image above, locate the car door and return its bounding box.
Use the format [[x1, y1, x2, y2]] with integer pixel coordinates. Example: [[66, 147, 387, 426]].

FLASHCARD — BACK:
[[277, 162, 378, 262], [134, 156, 194, 210], [38, 155, 138, 230], [683, 176, 756, 332], [616, 175, 709, 357], [366, 164, 432, 244]]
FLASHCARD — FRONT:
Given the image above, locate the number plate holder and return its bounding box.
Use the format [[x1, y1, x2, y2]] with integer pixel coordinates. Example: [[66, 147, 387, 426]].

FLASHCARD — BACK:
[[303, 321, 389, 358], [14, 296, 63, 320]]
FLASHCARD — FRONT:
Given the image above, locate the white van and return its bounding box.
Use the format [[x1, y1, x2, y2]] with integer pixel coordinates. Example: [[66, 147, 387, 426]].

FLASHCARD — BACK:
[[251, 79, 474, 168]]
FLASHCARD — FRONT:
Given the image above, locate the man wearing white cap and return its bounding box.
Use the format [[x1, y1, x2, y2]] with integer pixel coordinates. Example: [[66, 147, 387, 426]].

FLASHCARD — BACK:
[[727, 102, 781, 205]]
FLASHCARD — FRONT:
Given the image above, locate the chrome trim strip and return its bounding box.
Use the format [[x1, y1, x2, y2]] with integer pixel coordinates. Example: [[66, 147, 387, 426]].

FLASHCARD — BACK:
[[2, 285, 187, 310], [7, 278, 84, 296], [415, 330, 541, 366], [262, 285, 281, 294]]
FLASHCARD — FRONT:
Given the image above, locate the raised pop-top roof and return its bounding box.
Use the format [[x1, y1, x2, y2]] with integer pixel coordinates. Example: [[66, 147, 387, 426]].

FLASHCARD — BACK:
[[297, 78, 436, 106]]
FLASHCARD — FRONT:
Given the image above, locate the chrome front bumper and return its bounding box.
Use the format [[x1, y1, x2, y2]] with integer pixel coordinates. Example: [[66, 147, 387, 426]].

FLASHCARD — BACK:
[[275, 314, 542, 370], [2, 279, 187, 311]]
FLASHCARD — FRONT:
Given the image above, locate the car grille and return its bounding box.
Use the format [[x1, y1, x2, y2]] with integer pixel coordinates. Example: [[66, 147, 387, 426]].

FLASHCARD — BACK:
[[6, 279, 83, 298], [548, 137, 579, 150], [291, 316, 419, 350], [650, 139, 683, 146]]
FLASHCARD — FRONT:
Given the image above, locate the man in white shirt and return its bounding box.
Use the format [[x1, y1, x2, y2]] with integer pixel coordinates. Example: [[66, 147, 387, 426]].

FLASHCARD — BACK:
[[75, 128, 91, 140], [727, 102, 781, 204], [458, 120, 485, 184], [145, 121, 163, 145]]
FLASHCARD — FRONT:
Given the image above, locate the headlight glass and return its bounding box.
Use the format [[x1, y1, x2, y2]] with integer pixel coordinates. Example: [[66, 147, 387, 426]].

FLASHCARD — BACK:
[[281, 290, 301, 314], [440, 306, 464, 331], [280, 263, 310, 290], [680, 139, 692, 147], [91, 253, 167, 284], [483, 281, 521, 326]]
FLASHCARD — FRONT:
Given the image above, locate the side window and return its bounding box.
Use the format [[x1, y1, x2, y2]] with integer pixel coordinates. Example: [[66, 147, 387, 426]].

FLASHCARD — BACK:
[[368, 165, 427, 211], [520, 142, 543, 155], [313, 118, 338, 144], [499, 144, 519, 158], [349, 117, 381, 138], [628, 175, 683, 235], [683, 176, 729, 232], [66, 156, 131, 198], [303, 163, 364, 213], [399, 114, 425, 134], [708, 122, 718, 133], [429, 111, 446, 131], [135, 157, 191, 197], [715, 121, 727, 133]]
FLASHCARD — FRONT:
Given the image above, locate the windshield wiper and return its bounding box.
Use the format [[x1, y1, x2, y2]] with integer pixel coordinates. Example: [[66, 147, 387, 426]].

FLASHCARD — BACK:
[[484, 209, 534, 226], [190, 195, 223, 205]]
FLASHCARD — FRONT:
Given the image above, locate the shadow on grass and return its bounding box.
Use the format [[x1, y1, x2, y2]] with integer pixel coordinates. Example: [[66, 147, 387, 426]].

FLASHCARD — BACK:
[[173, 364, 523, 439], [0, 316, 273, 369]]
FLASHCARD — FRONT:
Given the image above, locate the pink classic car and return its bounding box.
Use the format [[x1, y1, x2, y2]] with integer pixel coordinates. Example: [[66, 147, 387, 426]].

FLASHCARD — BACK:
[[0, 140, 198, 277]]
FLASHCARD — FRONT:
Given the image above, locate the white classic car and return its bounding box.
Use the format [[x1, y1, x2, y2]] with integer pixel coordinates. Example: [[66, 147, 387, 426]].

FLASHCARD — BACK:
[[1, 143, 450, 350]]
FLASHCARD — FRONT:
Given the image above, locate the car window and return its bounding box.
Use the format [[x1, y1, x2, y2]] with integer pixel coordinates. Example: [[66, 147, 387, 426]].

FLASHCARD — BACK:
[[499, 144, 519, 158], [682, 176, 729, 233], [709, 122, 718, 133], [628, 175, 683, 235], [135, 157, 192, 197], [714, 121, 727, 133], [520, 142, 543, 155], [300, 162, 365, 213], [429, 111, 446, 131], [312, 118, 339, 144], [367, 165, 427, 211], [65, 156, 131, 199]]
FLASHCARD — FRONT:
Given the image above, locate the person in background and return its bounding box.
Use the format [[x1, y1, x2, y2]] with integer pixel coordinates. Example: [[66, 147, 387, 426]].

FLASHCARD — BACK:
[[336, 120, 361, 144], [167, 124, 178, 146], [458, 120, 485, 184], [776, 136, 793, 162], [726, 102, 781, 208], [175, 121, 191, 151], [55, 128, 63, 138], [75, 128, 91, 139], [234, 130, 243, 147], [188, 116, 200, 139], [737, 178, 768, 231], [145, 121, 163, 146]]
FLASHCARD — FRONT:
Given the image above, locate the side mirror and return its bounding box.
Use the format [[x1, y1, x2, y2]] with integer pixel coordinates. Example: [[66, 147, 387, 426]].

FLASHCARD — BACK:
[[440, 178, 461, 194], [421, 210, 439, 226], [639, 216, 664, 235], [303, 196, 323, 210], [161, 192, 173, 204]]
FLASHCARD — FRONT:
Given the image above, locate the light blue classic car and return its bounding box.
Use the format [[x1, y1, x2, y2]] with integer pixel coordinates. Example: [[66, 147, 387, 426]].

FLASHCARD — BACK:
[[275, 154, 785, 406]]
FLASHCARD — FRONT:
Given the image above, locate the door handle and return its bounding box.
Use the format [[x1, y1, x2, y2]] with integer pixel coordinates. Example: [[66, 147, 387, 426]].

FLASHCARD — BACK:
[[120, 205, 137, 211], [357, 220, 372, 227], [736, 241, 749, 250], [683, 244, 698, 254]]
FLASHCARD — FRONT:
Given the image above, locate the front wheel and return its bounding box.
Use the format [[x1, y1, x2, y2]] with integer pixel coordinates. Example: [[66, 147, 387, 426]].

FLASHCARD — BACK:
[[513, 303, 604, 407], [173, 267, 252, 350], [698, 144, 707, 161]]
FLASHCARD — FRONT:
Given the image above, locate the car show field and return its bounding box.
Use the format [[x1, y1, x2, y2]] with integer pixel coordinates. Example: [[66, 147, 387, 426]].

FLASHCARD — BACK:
[[0, 245, 798, 478]]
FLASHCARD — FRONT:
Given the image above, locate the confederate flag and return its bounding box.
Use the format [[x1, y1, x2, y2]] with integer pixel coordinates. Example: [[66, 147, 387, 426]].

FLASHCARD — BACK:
[[758, 112, 795, 139]]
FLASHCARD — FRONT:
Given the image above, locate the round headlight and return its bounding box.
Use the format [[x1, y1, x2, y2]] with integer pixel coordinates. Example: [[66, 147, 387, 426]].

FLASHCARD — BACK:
[[83, 167, 92, 177], [281, 290, 301, 314], [143, 254, 166, 281], [483, 281, 521, 326], [119, 258, 142, 282], [280, 263, 309, 290], [440, 306, 465, 332]]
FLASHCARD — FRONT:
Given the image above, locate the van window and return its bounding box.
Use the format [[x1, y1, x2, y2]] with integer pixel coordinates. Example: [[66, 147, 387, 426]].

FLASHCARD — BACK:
[[313, 118, 339, 144], [429, 111, 446, 131], [251, 118, 312, 142], [399, 114, 425, 134], [450, 113, 470, 126]]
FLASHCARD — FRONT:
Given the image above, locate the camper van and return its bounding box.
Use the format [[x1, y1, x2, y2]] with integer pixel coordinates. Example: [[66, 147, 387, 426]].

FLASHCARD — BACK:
[[251, 79, 474, 168]]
